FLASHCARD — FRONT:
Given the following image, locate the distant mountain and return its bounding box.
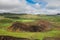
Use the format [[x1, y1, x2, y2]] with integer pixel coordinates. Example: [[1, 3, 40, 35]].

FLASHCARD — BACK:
[[57, 13, 60, 15], [0, 13, 27, 15]]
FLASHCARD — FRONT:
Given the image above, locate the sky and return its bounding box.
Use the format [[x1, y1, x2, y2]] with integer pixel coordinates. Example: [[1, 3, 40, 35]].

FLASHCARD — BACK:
[[0, 0, 60, 14]]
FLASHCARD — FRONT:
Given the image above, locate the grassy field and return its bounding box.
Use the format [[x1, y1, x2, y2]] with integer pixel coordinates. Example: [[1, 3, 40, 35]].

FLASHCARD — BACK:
[[0, 29, 60, 40], [0, 14, 60, 40]]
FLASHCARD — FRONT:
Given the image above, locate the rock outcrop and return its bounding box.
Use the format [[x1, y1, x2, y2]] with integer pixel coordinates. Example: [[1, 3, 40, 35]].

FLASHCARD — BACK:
[[8, 20, 52, 32]]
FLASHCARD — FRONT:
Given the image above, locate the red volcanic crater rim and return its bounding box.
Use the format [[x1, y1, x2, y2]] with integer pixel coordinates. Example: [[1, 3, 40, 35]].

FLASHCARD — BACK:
[[8, 20, 53, 32]]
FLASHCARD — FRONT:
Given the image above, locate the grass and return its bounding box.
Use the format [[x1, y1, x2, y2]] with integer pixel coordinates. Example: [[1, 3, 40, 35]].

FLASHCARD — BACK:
[[15, 19, 35, 22], [0, 19, 13, 23], [0, 29, 60, 40], [0, 15, 60, 40]]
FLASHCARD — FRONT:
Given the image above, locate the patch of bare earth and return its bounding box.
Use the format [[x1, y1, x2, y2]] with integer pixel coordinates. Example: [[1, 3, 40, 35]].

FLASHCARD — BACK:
[[8, 20, 53, 32]]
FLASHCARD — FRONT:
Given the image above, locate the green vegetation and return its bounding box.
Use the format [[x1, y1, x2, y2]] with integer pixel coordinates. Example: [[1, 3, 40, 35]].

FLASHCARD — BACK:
[[0, 19, 13, 23], [0, 14, 60, 40], [0, 29, 60, 40]]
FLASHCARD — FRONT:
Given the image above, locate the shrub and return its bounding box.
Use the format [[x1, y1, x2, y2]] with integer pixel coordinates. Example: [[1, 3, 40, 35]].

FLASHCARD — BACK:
[[0, 19, 13, 23]]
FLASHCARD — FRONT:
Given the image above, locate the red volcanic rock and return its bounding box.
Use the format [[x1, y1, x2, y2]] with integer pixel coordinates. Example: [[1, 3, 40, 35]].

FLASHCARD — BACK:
[[34, 20, 52, 31], [8, 20, 52, 32], [8, 22, 30, 32]]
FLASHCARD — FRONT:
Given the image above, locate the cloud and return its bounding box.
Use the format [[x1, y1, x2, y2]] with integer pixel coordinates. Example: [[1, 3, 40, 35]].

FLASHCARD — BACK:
[[47, 0, 60, 6], [45, 0, 60, 9], [0, 0, 60, 14], [0, 0, 20, 10]]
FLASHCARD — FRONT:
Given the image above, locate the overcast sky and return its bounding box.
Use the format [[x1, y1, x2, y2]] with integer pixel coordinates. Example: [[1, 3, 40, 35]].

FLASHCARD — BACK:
[[0, 0, 60, 14]]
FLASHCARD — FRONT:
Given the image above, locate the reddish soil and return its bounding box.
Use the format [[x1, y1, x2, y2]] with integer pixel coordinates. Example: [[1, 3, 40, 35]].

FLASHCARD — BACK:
[[8, 20, 53, 32]]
